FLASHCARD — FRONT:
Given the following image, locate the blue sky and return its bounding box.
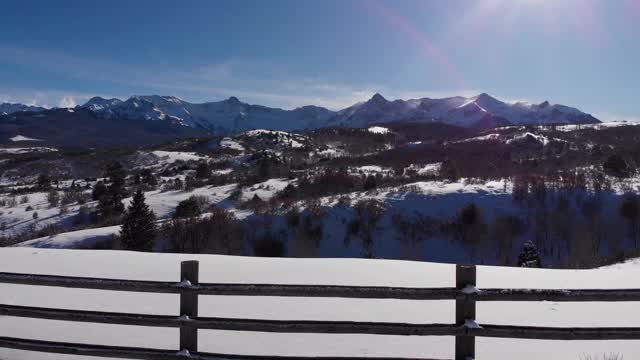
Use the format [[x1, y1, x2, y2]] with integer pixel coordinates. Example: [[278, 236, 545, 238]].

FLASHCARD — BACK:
[[0, 0, 638, 121]]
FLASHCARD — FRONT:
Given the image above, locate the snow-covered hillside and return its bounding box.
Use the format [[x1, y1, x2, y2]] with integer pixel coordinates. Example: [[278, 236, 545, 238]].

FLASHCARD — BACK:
[[0, 248, 639, 360]]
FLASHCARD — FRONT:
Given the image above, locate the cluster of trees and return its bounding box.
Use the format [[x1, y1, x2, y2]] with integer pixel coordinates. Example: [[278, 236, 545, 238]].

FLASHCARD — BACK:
[[82, 161, 159, 251], [93, 161, 127, 222], [274, 169, 382, 204], [349, 199, 385, 258], [162, 207, 243, 254]]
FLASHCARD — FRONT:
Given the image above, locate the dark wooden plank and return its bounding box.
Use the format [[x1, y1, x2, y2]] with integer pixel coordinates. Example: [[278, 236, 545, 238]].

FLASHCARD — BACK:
[[0, 336, 449, 360], [5, 271, 640, 301], [474, 288, 640, 302], [471, 324, 640, 340], [0, 271, 460, 299], [0, 272, 181, 293], [0, 336, 185, 360], [0, 304, 461, 336], [455, 265, 475, 360], [191, 318, 461, 336], [0, 304, 179, 327], [180, 261, 199, 352], [194, 284, 459, 300]]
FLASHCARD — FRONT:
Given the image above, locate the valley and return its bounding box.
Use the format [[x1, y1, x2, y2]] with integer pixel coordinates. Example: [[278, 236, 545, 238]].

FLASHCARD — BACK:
[[2, 118, 640, 268]]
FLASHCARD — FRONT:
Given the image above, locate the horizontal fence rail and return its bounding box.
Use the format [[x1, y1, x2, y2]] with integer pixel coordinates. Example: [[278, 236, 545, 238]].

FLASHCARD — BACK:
[[0, 304, 462, 336], [5, 271, 640, 301], [0, 272, 459, 299], [0, 336, 440, 360], [2, 262, 640, 360], [468, 288, 640, 302], [470, 325, 640, 340]]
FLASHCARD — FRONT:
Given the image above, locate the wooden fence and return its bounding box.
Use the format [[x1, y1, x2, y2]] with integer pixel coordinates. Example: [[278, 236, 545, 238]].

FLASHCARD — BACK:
[[2, 261, 640, 360]]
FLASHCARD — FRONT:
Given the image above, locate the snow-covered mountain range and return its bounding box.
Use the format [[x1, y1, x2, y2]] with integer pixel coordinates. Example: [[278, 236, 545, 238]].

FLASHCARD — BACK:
[[328, 93, 600, 129], [2, 93, 600, 134], [79, 95, 334, 134], [0, 102, 46, 116]]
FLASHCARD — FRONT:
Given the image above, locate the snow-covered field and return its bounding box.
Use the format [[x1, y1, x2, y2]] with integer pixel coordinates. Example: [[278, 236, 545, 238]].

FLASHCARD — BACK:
[[220, 137, 245, 152], [0, 191, 83, 237], [368, 126, 390, 134], [14, 225, 121, 249], [0, 147, 57, 154], [150, 151, 207, 164], [1, 248, 640, 360], [0, 183, 241, 238], [241, 178, 294, 201], [9, 135, 43, 142]]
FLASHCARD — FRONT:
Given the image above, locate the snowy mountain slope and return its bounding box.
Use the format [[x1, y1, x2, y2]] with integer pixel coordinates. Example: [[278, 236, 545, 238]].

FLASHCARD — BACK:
[[81, 95, 335, 134], [1, 248, 640, 360], [0, 102, 46, 115], [81, 97, 123, 112], [0, 107, 207, 148], [328, 93, 600, 129]]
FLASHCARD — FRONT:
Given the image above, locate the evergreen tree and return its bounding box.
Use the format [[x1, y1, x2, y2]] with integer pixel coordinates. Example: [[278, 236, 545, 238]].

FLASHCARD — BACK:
[[98, 161, 126, 217], [174, 196, 204, 219], [37, 174, 51, 190], [363, 175, 377, 191], [184, 176, 199, 192], [47, 190, 60, 208], [620, 195, 640, 247], [140, 168, 157, 186], [459, 203, 479, 227], [517, 241, 542, 267], [120, 189, 157, 251], [195, 161, 210, 179], [440, 159, 459, 182], [92, 181, 107, 201], [603, 154, 631, 178]]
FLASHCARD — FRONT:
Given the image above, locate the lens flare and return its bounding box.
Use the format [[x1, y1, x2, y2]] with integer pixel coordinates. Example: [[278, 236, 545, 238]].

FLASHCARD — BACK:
[[362, 0, 468, 89], [450, 0, 607, 48]]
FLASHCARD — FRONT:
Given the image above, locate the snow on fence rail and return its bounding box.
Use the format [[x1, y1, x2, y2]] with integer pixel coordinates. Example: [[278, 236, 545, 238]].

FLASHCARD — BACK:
[[2, 262, 640, 360]]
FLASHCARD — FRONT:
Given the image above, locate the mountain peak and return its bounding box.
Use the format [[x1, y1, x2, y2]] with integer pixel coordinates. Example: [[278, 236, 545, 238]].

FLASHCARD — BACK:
[[369, 93, 388, 104], [474, 93, 495, 101], [472, 93, 505, 109], [226, 96, 241, 104]]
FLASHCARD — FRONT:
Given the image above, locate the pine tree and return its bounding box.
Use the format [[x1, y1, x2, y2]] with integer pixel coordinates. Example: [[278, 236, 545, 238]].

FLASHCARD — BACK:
[[174, 196, 203, 219], [92, 181, 107, 201], [620, 195, 640, 247], [98, 161, 126, 218], [440, 159, 459, 182], [120, 189, 157, 251], [195, 161, 210, 179], [363, 175, 377, 191], [517, 241, 542, 268], [47, 190, 60, 208], [37, 174, 51, 190]]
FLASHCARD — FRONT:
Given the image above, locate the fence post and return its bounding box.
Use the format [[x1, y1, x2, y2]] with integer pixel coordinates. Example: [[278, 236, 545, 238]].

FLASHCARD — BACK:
[[455, 265, 476, 360], [180, 260, 199, 354]]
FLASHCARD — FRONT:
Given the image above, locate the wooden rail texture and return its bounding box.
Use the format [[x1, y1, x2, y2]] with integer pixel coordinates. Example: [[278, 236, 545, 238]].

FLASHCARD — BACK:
[[2, 262, 640, 360]]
